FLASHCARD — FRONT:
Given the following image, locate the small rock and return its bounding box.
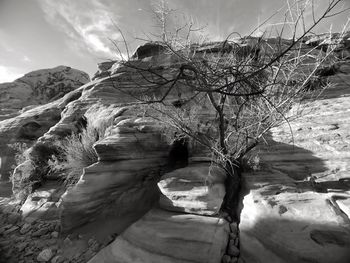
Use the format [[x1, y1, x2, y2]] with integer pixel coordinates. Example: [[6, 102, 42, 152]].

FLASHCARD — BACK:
[[42, 234, 51, 239], [20, 223, 31, 234], [227, 240, 240, 257], [0, 240, 11, 247], [234, 237, 239, 247], [17, 242, 28, 252], [24, 217, 37, 224], [51, 231, 59, 238], [229, 257, 238, 263], [222, 254, 231, 263], [33, 240, 46, 249], [3, 224, 14, 230], [230, 222, 238, 234], [14, 236, 25, 242], [229, 232, 236, 240], [54, 222, 60, 232], [51, 255, 64, 263], [3, 206, 15, 214], [32, 227, 49, 237], [90, 243, 100, 252], [37, 248, 54, 262], [46, 239, 57, 246], [63, 237, 73, 246], [24, 248, 34, 256], [278, 205, 288, 215], [4, 225, 19, 235]]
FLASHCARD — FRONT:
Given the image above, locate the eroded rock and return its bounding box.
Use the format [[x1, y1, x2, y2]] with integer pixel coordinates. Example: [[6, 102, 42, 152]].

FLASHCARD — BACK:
[[88, 208, 229, 263], [158, 162, 226, 215]]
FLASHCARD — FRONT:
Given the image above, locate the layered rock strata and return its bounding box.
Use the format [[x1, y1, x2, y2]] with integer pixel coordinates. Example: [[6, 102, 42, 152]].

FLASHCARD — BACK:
[[239, 64, 350, 262], [88, 162, 230, 263], [0, 33, 349, 263]]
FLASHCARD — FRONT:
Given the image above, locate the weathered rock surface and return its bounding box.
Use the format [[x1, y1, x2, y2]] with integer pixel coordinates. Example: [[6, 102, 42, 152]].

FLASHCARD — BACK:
[[239, 71, 350, 262], [158, 163, 226, 215], [88, 208, 229, 263], [1, 33, 349, 263], [0, 65, 89, 121], [20, 181, 64, 221], [60, 117, 169, 232], [0, 66, 89, 180]]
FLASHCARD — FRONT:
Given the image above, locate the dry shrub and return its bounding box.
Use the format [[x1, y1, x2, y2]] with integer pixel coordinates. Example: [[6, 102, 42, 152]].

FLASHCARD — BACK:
[[49, 119, 112, 186], [7, 142, 31, 180], [8, 142, 30, 166]]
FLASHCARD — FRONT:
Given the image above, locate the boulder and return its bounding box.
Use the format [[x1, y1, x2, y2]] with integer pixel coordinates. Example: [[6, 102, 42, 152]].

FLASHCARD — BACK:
[[37, 248, 54, 262], [158, 163, 226, 215]]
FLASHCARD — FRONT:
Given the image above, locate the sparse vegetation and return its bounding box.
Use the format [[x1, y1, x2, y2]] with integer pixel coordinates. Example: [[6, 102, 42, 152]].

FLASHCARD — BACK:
[[48, 119, 112, 186], [110, 0, 348, 218], [8, 142, 30, 167], [7, 142, 31, 179]]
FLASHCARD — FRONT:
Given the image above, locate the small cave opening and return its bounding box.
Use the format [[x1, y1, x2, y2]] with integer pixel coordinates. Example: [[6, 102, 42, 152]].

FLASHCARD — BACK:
[[168, 137, 189, 170]]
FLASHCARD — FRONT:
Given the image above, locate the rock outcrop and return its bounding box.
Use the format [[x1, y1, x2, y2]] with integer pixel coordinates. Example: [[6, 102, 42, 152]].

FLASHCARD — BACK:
[[88, 208, 229, 263], [0, 32, 349, 263], [158, 163, 226, 215], [239, 55, 350, 262], [60, 116, 170, 231], [0, 66, 89, 181], [0, 66, 89, 121]]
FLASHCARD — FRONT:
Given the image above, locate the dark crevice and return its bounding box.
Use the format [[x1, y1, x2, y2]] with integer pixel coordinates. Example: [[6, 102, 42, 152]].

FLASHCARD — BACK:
[[167, 137, 189, 170]]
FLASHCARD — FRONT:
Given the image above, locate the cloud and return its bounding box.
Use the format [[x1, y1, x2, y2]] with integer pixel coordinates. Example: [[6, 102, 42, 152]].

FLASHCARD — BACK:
[[0, 65, 24, 83], [38, 0, 121, 58], [23, 56, 30, 62]]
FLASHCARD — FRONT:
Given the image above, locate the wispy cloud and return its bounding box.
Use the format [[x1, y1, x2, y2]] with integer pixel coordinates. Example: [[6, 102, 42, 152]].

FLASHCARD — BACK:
[[23, 55, 31, 62], [0, 65, 24, 83], [38, 0, 121, 58]]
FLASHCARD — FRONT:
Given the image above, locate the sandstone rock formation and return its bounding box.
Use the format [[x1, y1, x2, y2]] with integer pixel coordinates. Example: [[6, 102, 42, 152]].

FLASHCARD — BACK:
[[0, 32, 349, 263], [0, 66, 89, 181], [158, 163, 226, 215], [239, 52, 350, 262], [88, 208, 229, 263], [0, 66, 89, 121]]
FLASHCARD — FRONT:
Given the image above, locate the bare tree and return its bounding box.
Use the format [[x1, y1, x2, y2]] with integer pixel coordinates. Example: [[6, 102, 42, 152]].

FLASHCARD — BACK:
[[109, 0, 349, 218]]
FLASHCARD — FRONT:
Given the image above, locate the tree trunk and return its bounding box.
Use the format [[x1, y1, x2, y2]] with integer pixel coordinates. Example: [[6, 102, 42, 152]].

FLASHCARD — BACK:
[[221, 159, 241, 222]]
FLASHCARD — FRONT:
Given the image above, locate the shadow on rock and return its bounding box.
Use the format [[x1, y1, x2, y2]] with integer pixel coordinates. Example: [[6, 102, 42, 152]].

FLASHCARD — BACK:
[[240, 217, 350, 263]]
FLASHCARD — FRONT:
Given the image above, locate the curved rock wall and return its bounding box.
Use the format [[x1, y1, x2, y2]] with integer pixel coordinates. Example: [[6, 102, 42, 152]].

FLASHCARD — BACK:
[[239, 59, 350, 262], [60, 116, 170, 231], [88, 162, 230, 263]]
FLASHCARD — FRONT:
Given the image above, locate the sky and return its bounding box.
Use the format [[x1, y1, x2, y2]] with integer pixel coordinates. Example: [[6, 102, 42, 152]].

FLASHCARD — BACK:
[[0, 0, 349, 83]]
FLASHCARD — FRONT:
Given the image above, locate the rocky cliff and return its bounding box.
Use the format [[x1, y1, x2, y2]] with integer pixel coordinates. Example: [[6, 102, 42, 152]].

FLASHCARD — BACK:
[[0, 32, 349, 263], [0, 66, 90, 181], [0, 66, 90, 121]]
